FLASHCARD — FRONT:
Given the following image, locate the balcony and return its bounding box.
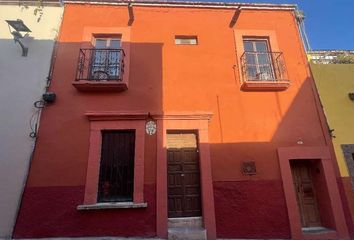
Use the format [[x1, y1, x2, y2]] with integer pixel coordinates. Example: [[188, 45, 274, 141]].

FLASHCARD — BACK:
[[240, 51, 290, 91], [73, 48, 127, 92]]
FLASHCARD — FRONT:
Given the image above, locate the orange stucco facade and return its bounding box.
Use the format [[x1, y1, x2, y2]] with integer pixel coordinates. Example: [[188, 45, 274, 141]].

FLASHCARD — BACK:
[[14, 2, 353, 240]]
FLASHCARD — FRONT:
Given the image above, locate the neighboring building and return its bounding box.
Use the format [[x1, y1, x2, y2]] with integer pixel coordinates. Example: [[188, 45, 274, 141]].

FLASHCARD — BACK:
[[308, 50, 354, 64], [0, 2, 63, 238], [13, 1, 353, 240], [310, 51, 354, 235]]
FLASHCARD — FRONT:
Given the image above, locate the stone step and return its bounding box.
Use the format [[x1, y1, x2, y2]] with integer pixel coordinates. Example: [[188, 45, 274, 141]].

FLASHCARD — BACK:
[[168, 217, 203, 228], [168, 227, 207, 240]]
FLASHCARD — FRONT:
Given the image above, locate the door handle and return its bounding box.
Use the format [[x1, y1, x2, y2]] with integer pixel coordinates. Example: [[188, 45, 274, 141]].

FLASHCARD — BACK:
[[181, 174, 185, 177]]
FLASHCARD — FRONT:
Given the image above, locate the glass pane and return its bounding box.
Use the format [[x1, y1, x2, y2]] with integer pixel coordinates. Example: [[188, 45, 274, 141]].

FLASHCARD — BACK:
[[258, 66, 274, 80], [108, 51, 120, 77], [246, 66, 257, 80], [246, 52, 256, 64], [95, 39, 107, 49], [175, 36, 198, 45], [93, 50, 107, 64], [110, 39, 121, 48], [257, 53, 271, 64], [255, 41, 268, 52], [244, 41, 254, 52]]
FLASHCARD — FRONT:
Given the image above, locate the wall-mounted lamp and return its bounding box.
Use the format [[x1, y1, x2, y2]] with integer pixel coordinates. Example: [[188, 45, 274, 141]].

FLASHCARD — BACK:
[[349, 93, 354, 101], [145, 112, 156, 136], [5, 19, 31, 57]]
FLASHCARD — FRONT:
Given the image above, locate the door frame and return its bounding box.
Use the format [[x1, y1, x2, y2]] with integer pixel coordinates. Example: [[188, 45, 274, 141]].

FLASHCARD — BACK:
[[278, 146, 350, 240], [156, 113, 216, 240], [167, 130, 202, 218]]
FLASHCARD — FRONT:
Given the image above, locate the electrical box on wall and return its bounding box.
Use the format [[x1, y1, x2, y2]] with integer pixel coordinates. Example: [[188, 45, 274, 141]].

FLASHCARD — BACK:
[[42, 92, 56, 103]]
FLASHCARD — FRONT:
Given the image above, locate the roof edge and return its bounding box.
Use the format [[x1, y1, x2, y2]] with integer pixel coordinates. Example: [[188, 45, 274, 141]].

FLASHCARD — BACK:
[[65, 0, 297, 10], [0, 0, 62, 6], [0, 0, 297, 10]]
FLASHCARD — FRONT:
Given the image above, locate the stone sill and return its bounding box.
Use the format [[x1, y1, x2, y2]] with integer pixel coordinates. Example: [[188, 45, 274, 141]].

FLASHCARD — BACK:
[[73, 80, 128, 92], [77, 202, 147, 210], [241, 79, 290, 91]]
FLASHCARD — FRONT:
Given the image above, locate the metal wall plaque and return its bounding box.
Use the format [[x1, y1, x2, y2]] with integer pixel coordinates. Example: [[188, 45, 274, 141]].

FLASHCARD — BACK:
[[242, 161, 257, 175]]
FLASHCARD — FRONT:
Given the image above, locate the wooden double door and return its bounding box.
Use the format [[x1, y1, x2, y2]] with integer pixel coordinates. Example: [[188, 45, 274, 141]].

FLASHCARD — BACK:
[[291, 160, 322, 228], [167, 133, 202, 218]]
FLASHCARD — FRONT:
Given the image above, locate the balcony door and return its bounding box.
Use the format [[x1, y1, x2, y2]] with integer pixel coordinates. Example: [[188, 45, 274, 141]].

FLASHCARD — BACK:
[[243, 39, 275, 80], [91, 38, 121, 80]]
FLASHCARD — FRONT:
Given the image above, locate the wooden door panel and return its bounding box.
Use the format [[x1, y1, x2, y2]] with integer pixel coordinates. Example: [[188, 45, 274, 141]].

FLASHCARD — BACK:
[[291, 161, 321, 227], [167, 133, 202, 218]]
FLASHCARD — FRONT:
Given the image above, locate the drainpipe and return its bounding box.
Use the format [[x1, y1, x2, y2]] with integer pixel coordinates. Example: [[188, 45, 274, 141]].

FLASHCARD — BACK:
[[295, 8, 311, 52]]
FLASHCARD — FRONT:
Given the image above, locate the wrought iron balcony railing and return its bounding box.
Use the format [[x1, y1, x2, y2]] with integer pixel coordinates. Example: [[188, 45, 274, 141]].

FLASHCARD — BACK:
[[240, 51, 288, 83], [76, 48, 125, 81]]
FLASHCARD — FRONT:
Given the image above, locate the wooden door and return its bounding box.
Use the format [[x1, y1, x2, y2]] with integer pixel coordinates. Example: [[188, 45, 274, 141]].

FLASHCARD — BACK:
[[98, 130, 135, 203], [291, 160, 321, 227], [167, 133, 202, 218]]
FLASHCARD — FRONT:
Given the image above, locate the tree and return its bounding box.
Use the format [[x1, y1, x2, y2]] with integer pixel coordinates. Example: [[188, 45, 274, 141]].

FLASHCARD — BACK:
[[332, 54, 354, 64]]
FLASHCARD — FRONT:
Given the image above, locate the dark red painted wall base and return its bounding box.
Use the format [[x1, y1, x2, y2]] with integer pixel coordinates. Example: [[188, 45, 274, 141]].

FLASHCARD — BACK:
[[213, 180, 291, 239], [338, 177, 354, 238], [13, 184, 156, 238]]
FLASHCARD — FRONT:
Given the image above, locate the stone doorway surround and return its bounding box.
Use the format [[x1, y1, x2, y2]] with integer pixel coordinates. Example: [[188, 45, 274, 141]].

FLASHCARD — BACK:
[[155, 112, 216, 240], [277, 146, 350, 240]]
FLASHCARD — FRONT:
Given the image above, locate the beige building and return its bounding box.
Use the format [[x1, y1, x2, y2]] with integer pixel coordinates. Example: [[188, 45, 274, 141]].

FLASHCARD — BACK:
[[0, 2, 63, 238]]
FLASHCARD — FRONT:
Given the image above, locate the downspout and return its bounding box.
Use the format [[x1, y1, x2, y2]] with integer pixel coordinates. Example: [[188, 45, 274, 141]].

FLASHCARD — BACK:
[[295, 8, 311, 52]]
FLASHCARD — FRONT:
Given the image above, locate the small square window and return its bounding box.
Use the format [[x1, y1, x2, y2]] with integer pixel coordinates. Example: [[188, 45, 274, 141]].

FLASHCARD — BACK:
[[175, 35, 198, 45]]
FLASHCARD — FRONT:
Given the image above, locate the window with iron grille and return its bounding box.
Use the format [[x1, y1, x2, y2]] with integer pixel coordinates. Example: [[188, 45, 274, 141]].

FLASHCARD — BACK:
[[76, 36, 125, 82], [243, 39, 275, 81], [98, 130, 135, 202], [91, 38, 122, 80]]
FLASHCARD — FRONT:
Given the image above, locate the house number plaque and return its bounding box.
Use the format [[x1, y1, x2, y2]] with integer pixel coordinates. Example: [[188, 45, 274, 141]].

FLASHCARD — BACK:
[[145, 120, 157, 135]]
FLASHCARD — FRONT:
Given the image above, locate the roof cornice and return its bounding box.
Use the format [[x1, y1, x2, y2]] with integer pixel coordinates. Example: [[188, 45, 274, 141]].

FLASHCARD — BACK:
[[0, 0, 297, 10], [62, 0, 295, 10]]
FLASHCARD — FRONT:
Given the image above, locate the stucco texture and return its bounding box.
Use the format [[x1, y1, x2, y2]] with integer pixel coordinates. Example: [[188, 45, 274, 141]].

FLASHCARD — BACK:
[[311, 63, 354, 177], [0, 4, 63, 238], [14, 3, 350, 239]]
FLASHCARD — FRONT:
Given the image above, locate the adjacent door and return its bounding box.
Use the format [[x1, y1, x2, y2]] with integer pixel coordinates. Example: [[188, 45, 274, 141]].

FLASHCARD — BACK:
[[167, 132, 202, 218], [291, 160, 321, 227]]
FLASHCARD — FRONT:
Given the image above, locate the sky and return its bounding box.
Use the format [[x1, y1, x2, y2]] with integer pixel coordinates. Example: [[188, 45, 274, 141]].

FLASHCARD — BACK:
[[201, 0, 354, 50]]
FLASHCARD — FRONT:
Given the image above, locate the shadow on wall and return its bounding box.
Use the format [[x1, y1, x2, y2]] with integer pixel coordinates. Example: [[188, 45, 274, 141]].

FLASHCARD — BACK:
[[11, 44, 354, 239], [0, 38, 57, 239], [13, 40, 164, 238], [211, 78, 354, 238]]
